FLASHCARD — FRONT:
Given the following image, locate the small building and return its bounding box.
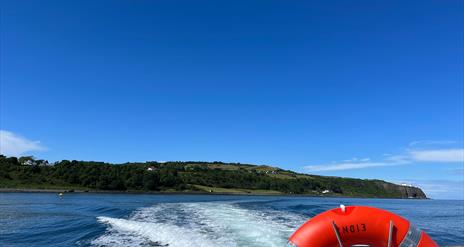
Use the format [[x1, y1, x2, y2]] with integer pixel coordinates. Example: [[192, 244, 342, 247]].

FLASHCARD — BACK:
[[22, 160, 36, 166], [147, 167, 157, 171], [322, 189, 330, 194]]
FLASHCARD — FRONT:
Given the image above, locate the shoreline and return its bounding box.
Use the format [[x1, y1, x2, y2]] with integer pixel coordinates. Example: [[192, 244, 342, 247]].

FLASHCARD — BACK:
[[0, 188, 429, 199]]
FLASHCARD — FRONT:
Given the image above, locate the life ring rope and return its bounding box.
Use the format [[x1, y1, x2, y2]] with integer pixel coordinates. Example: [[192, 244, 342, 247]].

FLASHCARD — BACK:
[[331, 221, 344, 247], [388, 220, 394, 247], [399, 224, 422, 247]]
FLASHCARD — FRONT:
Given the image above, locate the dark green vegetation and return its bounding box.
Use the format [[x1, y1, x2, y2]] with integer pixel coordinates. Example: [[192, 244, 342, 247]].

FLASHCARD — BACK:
[[0, 155, 426, 198]]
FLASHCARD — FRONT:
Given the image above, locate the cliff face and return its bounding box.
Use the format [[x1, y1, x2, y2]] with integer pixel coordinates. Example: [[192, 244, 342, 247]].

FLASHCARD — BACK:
[[377, 181, 427, 199], [399, 186, 427, 199]]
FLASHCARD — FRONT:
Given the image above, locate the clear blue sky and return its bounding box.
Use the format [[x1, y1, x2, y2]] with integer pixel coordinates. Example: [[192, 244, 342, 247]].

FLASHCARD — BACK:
[[0, 0, 463, 199]]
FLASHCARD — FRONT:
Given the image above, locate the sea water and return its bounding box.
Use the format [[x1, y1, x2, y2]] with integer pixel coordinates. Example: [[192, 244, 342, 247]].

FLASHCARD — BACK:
[[0, 193, 462, 246]]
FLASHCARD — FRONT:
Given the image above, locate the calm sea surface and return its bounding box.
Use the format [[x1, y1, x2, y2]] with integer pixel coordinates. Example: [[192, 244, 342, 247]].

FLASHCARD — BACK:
[[0, 193, 462, 246]]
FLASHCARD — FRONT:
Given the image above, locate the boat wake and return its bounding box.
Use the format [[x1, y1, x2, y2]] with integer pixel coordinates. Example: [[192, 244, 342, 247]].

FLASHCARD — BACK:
[[92, 201, 307, 247]]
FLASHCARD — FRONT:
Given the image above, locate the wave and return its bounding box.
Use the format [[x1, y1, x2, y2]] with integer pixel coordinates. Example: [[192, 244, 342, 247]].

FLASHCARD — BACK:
[[92, 201, 307, 247]]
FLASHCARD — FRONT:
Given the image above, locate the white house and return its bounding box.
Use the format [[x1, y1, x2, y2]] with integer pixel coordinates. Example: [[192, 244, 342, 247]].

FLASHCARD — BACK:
[[22, 160, 36, 166], [400, 183, 413, 187]]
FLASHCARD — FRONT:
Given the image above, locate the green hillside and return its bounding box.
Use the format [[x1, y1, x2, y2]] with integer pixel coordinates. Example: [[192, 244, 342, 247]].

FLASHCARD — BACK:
[[0, 155, 426, 198]]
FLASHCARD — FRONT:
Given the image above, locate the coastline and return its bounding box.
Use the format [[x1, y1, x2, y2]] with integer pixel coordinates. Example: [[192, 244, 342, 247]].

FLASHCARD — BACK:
[[0, 187, 300, 196], [0, 188, 429, 199], [0, 157, 428, 199]]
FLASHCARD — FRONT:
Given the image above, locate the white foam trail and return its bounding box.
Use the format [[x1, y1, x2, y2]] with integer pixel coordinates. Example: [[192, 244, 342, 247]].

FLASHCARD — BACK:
[[94, 216, 221, 247], [180, 202, 302, 247], [92, 201, 308, 247]]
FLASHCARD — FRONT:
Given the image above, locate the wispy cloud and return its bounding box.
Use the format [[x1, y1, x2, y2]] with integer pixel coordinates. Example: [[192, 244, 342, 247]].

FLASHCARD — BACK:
[[410, 149, 464, 162], [304, 157, 410, 172], [0, 130, 46, 157], [303, 141, 463, 172], [304, 161, 404, 172], [449, 168, 464, 176], [409, 140, 457, 147]]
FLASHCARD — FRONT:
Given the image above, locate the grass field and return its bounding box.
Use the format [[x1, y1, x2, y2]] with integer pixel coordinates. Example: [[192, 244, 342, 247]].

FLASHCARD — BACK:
[[192, 184, 283, 195]]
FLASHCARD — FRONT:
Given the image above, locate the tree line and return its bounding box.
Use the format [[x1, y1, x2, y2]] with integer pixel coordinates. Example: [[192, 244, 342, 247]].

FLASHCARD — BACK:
[[0, 155, 405, 198]]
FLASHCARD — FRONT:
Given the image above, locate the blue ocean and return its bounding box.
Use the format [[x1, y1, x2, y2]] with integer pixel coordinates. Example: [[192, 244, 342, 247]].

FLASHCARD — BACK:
[[0, 193, 462, 246]]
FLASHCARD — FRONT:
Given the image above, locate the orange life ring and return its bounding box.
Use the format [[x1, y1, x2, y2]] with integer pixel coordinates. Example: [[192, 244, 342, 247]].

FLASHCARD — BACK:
[[288, 205, 438, 247]]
